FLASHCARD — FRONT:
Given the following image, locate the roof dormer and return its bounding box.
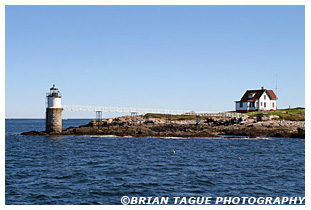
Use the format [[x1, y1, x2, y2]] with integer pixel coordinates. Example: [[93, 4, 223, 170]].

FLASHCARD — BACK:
[[248, 93, 255, 99]]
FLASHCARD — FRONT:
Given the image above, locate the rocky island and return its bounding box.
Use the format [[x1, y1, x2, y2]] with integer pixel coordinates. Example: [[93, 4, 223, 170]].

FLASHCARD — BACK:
[[22, 108, 305, 138]]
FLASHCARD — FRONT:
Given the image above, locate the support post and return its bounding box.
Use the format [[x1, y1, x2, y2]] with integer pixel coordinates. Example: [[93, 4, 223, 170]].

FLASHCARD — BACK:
[[131, 112, 138, 126], [196, 115, 202, 130], [96, 111, 102, 122]]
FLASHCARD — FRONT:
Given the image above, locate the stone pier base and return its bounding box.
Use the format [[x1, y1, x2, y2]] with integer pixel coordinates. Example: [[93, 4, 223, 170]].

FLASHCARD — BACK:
[[46, 108, 63, 133]]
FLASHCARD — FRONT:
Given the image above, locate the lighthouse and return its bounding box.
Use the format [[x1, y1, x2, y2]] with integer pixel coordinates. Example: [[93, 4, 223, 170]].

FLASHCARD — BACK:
[[46, 84, 63, 133]]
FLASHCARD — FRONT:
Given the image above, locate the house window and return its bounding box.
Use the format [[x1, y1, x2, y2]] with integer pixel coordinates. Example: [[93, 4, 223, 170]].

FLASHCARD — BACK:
[[261, 102, 263, 106], [250, 102, 254, 107], [264, 102, 266, 107], [240, 102, 243, 108], [264, 95, 266, 100], [248, 93, 255, 99], [272, 102, 274, 108]]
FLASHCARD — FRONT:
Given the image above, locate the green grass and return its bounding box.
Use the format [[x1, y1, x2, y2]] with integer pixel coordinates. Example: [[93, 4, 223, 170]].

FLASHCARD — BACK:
[[244, 107, 305, 121], [145, 107, 305, 121], [145, 113, 198, 121]]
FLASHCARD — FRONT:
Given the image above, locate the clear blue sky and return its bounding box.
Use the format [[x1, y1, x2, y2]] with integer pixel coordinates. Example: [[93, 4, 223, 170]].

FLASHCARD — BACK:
[[5, 5, 305, 118]]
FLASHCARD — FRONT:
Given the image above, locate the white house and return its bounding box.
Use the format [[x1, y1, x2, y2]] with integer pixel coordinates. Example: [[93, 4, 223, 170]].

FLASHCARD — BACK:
[[235, 87, 277, 113]]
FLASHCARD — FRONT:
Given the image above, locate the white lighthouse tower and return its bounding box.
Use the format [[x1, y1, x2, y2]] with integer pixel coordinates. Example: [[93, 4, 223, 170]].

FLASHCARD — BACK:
[[46, 84, 63, 133]]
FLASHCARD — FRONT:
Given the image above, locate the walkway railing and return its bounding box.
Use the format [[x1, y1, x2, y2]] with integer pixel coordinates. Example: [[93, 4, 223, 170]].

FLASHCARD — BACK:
[[62, 105, 241, 117]]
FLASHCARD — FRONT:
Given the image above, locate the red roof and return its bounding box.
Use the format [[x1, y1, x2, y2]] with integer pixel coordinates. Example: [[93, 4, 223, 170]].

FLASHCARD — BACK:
[[266, 90, 277, 99], [239, 89, 277, 102], [239, 89, 265, 102]]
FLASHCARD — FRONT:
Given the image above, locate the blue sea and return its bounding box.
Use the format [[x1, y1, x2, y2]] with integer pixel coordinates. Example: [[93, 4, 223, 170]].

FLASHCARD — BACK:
[[5, 119, 305, 205]]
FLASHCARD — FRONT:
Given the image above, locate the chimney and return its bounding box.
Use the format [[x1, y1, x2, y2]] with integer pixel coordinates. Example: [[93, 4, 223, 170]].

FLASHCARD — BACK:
[[261, 86, 264, 90]]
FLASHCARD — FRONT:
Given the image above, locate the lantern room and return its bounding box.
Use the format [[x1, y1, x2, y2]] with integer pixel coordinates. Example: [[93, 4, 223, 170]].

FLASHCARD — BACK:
[[46, 84, 62, 108]]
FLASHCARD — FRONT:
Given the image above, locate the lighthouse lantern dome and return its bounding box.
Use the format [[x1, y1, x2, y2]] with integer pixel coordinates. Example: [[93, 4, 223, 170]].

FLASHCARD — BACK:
[[47, 84, 62, 108], [49, 84, 60, 97]]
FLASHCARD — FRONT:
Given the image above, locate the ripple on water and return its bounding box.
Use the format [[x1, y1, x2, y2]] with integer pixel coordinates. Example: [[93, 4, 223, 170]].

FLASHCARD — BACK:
[[5, 120, 305, 204]]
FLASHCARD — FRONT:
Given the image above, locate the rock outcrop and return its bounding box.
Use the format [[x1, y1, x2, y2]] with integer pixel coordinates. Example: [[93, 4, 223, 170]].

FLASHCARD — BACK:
[[21, 115, 305, 138]]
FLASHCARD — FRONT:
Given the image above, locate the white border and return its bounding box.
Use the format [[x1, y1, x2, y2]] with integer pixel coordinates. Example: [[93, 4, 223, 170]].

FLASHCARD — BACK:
[[0, 0, 309, 6], [1, 0, 309, 209]]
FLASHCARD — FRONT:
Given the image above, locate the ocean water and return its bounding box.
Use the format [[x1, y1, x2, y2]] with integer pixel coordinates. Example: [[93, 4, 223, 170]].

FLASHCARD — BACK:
[[5, 119, 305, 205]]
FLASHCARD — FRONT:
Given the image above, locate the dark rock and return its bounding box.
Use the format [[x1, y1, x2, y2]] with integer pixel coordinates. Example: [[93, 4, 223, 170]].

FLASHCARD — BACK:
[[21, 131, 47, 136], [272, 133, 284, 138], [290, 133, 305, 138], [20, 115, 305, 139]]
